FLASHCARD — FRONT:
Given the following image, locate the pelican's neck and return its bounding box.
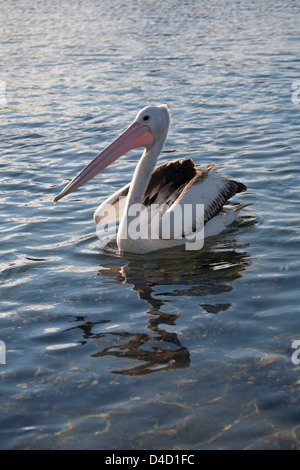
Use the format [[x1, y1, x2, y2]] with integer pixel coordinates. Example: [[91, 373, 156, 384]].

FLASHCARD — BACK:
[[126, 122, 168, 207], [126, 146, 158, 205], [118, 125, 168, 248]]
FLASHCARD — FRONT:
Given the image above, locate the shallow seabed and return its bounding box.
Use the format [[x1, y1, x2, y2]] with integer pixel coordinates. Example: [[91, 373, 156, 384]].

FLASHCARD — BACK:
[[1, 0, 300, 450]]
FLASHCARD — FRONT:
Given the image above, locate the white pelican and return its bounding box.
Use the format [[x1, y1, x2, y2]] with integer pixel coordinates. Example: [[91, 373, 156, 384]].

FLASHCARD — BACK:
[[54, 105, 251, 253]]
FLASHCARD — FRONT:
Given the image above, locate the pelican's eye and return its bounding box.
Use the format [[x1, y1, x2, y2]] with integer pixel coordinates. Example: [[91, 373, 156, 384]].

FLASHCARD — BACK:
[[142, 115, 150, 122]]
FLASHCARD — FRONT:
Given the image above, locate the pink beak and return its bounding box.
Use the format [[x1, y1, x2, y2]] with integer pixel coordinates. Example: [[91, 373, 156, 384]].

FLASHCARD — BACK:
[[53, 121, 154, 203]]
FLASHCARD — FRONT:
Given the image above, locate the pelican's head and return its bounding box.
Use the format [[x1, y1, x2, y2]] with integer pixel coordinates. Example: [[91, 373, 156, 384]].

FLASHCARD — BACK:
[[134, 104, 170, 143], [53, 104, 170, 203]]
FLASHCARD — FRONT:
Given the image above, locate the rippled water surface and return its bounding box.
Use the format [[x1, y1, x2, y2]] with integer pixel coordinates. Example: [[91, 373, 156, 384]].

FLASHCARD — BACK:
[[1, 0, 300, 450]]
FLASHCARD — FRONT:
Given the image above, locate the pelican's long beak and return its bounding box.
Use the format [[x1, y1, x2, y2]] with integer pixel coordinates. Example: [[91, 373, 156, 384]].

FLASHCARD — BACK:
[[53, 121, 154, 203]]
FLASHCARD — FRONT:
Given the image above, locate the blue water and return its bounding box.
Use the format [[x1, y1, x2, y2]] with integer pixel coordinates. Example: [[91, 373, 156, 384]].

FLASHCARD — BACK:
[[1, 0, 300, 450]]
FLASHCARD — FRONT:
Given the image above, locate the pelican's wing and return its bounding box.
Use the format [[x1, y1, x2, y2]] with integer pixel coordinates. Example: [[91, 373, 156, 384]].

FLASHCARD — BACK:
[[94, 159, 197, 224], [142, 158, 198, 207], [94, 160, 247, 238], [158, 163, 247, 239]]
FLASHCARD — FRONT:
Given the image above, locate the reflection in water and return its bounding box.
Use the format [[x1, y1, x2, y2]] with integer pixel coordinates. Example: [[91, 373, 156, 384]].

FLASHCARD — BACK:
[[92, 329, 190, 376], [68, 237, 252, 376]]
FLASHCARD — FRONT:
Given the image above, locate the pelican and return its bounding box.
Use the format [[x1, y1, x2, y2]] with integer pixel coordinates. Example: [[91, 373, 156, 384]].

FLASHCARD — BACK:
[[54, 105, 251, 253]]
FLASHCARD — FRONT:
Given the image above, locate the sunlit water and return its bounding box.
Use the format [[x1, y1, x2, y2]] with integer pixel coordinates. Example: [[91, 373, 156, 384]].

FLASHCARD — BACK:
[[1, 0, 300, 450]]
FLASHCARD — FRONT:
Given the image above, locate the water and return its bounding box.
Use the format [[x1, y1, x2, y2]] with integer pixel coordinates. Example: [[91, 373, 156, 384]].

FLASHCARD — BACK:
[[1, 0, 300, 450]]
